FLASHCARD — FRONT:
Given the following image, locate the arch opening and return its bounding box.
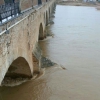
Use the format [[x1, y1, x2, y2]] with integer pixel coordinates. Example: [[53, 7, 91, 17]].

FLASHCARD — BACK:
[[44, 13, 46, 25], [49, 7, 51, 19], [46, 11, 48, 26], [38, 23, 44, 40], [2, 57, 32, 85]]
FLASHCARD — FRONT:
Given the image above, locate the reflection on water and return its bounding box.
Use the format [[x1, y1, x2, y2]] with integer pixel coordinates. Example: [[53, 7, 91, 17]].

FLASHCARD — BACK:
[[0, 5, 100, 100]]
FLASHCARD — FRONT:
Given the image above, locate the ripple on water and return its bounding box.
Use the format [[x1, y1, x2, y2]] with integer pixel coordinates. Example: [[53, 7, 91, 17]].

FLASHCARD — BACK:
[[0, 5, 100, 100]]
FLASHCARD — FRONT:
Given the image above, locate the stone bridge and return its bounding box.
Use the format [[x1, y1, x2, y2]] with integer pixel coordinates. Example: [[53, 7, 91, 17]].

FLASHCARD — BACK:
[[0, 0, 56, 85]]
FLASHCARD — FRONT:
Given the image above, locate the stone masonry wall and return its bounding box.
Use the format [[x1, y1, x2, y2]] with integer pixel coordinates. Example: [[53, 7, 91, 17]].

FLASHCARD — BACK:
[[20, 0, 33, 11], [0, 0, 56, 85], [33, 0, 38, 6]]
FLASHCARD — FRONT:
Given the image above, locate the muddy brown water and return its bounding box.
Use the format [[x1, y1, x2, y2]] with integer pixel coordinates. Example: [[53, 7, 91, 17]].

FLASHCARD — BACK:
[[0, 5, 100, 100]]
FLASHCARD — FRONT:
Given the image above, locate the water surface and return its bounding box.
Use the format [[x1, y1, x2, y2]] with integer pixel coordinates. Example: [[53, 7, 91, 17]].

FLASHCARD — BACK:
[[40, 5, 100, 100]]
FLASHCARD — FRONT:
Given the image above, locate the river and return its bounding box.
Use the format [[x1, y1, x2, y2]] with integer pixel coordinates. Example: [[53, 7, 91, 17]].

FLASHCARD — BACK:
[[0, 5, 100, 100]]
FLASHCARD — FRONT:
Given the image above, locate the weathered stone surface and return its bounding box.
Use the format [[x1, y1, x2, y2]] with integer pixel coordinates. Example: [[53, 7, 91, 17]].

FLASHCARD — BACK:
[[33, 42, 42, 60], [0, 0, 56, 85], [20, 0, 33, 11]]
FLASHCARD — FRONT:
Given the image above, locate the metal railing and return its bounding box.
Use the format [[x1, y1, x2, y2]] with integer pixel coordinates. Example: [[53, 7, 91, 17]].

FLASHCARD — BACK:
[[0, 2, 20, 22]]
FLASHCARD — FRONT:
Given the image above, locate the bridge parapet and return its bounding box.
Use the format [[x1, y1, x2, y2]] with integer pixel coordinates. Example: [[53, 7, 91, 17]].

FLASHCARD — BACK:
[[0, 0, 53, 23]]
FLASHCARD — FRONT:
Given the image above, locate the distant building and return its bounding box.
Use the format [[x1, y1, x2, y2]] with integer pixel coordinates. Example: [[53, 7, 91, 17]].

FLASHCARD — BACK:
[[83, 0, 96, 2]]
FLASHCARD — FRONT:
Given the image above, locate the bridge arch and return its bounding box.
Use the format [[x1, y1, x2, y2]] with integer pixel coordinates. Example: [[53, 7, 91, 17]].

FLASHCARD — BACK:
[[38, 23, 44, 40], [44, 12, 45, 25], [46, 11, 48, 26], [49, 7, 51, 19], [1, 57, 32, 84]]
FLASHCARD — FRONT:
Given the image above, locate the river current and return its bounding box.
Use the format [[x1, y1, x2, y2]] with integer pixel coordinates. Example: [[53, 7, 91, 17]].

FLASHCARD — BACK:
[[0, 5, 100, 100]]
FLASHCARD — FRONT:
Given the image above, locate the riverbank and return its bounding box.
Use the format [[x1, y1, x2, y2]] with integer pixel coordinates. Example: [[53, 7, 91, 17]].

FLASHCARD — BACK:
[[57, 0, 100, 10]]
